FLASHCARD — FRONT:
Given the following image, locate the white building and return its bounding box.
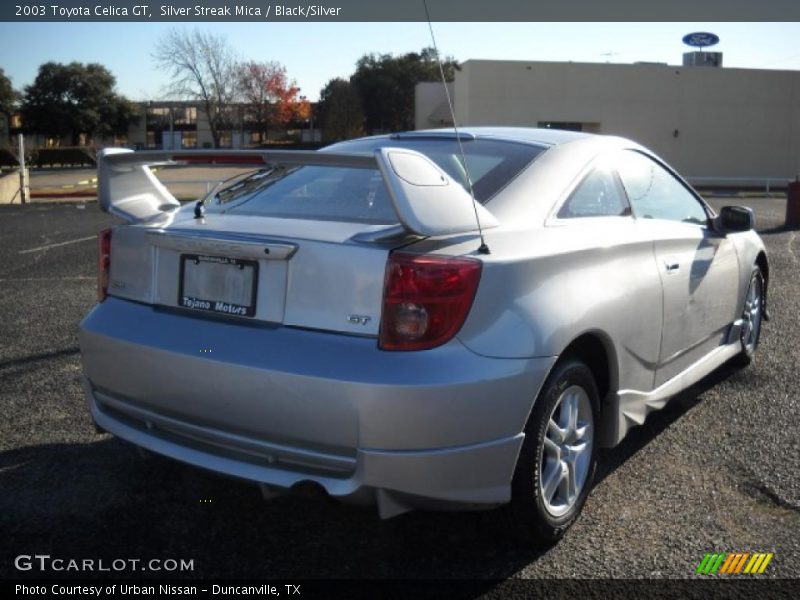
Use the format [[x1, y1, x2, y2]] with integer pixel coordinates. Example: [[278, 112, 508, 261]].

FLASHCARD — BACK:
[[416, 57, 800, 183]]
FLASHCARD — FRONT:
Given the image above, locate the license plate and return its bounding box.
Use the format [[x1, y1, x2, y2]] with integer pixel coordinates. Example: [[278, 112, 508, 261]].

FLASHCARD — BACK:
[[178, 254, 258, 317]]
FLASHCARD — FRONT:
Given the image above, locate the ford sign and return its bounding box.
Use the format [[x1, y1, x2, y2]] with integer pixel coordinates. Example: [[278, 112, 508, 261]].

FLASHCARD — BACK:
[[682, 32, 720, 48]]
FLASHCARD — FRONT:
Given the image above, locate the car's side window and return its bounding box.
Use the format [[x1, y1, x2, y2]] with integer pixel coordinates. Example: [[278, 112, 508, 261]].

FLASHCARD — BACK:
[[557, 167, 632, 219], [616, 150, 708, 225]]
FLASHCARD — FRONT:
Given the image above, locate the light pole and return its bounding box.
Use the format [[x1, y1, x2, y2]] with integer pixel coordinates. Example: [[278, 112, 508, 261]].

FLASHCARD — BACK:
[[169, 104, 174, 150], [299, 95, 311, 142]]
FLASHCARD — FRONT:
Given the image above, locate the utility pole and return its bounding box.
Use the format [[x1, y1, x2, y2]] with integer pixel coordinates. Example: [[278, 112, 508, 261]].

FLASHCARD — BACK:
[[169, 104, 174, 150], [17, 133, 28, 204]]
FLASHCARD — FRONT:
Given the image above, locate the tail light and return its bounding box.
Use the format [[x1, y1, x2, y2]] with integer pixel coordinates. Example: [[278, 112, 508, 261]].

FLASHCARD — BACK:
[[97, 228, 112, 302], [379, 253, 482, 351]]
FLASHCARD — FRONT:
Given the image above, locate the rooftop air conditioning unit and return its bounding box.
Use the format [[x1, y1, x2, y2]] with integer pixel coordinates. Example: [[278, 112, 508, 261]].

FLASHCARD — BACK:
[[683, 51, 723, 67]]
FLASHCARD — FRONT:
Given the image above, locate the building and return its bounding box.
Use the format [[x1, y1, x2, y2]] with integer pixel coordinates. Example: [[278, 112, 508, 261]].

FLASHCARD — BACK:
[[415, 81, 454, 129], [4, 100, 320, 152], [129, 101, 319, 150], [416, 56, 800, 182]]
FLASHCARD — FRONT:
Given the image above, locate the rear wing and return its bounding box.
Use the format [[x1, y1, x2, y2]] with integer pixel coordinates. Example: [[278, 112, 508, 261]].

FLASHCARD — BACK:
[[97, 148, 498, 237]]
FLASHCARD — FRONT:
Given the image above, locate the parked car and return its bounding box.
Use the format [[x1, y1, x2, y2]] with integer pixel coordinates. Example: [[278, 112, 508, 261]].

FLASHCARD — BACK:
[[80, 128, 768, 543]]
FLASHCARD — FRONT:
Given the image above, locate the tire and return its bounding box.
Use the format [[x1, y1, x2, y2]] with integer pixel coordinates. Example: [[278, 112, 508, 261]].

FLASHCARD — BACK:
[[499, 357, 599, 545], [732, 266, 765, 367]]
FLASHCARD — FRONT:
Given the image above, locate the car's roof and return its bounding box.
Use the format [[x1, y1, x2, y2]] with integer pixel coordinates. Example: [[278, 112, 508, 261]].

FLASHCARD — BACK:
[[411, 127, 593, 146]]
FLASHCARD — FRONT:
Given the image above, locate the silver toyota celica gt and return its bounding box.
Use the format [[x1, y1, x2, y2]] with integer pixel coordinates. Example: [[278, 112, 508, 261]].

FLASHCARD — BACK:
[[79, 127, 768, 543]]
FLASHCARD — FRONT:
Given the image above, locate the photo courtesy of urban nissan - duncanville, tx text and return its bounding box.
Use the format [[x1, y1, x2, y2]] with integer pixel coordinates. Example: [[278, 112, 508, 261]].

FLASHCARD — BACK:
[[79, 128, 769, 543]]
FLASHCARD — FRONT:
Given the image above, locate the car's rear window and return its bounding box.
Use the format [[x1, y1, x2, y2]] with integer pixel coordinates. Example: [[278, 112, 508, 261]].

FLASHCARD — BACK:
[[218, 138, 544, 224]]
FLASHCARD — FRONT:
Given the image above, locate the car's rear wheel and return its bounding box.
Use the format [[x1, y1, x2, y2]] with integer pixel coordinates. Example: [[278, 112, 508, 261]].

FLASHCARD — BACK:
[[500, 357, 599, 544], [734, 267, 764, 366]]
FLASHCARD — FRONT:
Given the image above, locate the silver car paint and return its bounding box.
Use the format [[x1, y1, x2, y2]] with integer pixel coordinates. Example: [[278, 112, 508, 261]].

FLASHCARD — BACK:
[[645, 220, 740, 386], [375, 147, 499, 235], [98, 146, 489, 237], [80, 127, 768, 515], [81, 297, 554, 450], [109, 214, 392, 336], [80, 297, 556, 517]]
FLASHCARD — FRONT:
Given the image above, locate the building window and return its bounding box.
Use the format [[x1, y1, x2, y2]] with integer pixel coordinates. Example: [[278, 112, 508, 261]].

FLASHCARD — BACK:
[[146, 107, 170, 129], [218, 131, 233, 148], [249, 131, 263, 145], [181, 132, 197, 149], [146, 131, 160, 149], [174, 107, 197, 126], [10, 113, 23, 128]]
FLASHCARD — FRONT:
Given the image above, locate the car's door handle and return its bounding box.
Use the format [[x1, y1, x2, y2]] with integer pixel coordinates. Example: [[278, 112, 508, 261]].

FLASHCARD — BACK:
[[664, 257, 680, 273]]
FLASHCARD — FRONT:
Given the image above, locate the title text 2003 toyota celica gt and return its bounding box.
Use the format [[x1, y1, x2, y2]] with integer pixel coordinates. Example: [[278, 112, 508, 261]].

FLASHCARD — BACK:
[[79, 128, 768, 543]]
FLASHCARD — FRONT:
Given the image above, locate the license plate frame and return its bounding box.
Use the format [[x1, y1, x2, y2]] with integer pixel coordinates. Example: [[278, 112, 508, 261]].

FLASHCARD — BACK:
[[178, 254, 259, 318]]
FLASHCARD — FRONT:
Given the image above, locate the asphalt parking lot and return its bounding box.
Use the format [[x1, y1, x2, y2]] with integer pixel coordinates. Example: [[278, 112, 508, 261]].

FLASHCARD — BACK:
[[0, 196, 798, 582], [25, 166, 256, 200]]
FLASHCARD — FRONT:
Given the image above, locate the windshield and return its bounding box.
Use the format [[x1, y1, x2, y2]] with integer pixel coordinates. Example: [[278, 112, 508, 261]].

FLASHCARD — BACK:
[[217, 138, 544, 224]]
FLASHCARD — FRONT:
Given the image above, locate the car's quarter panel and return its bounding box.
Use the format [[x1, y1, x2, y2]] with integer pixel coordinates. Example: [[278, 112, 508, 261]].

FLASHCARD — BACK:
[[483, 135, 641, 230], [107, 226, 155, 304], [453, 219, 663, 394], [80, 297, 555, 454]]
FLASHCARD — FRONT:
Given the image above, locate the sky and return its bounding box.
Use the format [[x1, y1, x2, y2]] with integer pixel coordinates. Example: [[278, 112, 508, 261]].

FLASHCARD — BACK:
[[1, 22, 799, 101]]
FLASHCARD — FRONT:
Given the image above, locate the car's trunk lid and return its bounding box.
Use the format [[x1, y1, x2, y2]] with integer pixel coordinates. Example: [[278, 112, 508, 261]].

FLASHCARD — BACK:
[[108, 212, 397, 336]]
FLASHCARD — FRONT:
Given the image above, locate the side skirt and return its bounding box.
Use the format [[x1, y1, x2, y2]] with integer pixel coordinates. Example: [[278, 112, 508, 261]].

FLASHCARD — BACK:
[[599, 341, 741, 447]]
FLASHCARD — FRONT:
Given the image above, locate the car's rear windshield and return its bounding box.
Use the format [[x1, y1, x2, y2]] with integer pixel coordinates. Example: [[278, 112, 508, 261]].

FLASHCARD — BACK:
[[217, 138, 544, 224]]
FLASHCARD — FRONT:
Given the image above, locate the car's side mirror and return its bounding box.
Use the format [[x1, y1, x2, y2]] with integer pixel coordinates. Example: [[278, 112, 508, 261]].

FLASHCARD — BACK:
[[716, 205, 755, 233]]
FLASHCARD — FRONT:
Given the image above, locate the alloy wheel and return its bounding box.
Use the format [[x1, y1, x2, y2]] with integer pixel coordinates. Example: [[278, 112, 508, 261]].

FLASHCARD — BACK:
[[741, 272, 763, 355], [539, 385, 594, 517]]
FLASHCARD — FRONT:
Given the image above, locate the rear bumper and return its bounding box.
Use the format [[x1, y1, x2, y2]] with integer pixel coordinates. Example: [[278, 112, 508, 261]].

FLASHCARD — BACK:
[[80, 297, 556, 515]]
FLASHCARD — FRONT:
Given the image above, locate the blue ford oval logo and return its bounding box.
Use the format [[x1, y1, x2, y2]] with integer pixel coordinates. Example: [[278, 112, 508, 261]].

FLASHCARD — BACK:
[[682, 32, 720, 48]]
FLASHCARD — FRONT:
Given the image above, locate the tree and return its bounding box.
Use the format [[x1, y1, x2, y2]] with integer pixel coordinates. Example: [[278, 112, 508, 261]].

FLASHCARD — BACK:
[[350, 47, 458, 133], [317, 78, 365, 141], [237, 60, 307, 144], [21, 62, 136, 145], [0, 68, 17, 144], [153, 29, 238, 148], [0, 68, 16, 118]]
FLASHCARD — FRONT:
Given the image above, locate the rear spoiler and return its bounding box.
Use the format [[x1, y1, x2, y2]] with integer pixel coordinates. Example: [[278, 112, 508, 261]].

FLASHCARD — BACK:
[[98, 148, 498, 237]]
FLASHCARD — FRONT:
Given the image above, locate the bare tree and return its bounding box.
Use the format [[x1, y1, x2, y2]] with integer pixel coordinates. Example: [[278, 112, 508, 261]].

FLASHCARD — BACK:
[[153, 29, 238, 148]]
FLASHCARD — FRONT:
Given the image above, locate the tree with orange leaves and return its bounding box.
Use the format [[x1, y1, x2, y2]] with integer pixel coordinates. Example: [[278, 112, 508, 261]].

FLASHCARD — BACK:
[[238, 60, 307, 144]]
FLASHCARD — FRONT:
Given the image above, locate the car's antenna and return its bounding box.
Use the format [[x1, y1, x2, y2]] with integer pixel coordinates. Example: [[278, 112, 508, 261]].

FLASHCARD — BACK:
[[422, 0, 490, 254]]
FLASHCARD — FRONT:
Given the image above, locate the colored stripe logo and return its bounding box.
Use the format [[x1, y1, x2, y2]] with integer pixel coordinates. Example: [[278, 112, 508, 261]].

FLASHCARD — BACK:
[[697, 552, 773, 575]]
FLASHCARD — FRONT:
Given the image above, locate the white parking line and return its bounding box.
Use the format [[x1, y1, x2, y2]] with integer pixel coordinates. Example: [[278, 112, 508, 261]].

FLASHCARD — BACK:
[[18, 236, 96, 255]]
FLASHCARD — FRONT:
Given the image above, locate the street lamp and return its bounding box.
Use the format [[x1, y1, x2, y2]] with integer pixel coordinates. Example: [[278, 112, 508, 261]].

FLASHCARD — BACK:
[[299, 95, 311, 142]]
